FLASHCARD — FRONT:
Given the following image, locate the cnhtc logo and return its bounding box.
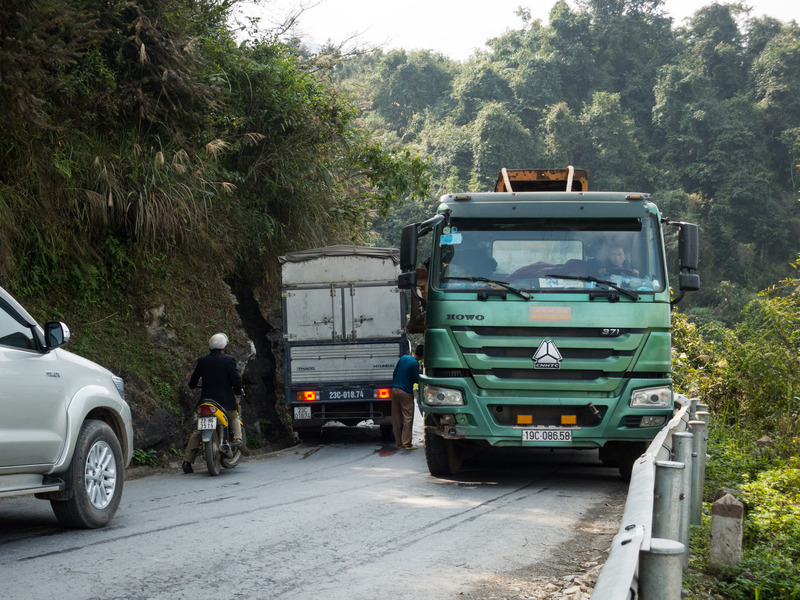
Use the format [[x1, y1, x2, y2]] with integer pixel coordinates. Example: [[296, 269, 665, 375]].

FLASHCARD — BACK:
[[533, 339, 562, 369]]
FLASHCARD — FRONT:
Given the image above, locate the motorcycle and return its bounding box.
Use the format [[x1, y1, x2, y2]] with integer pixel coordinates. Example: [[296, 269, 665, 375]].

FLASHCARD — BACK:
[[196, 399, 242, 476]]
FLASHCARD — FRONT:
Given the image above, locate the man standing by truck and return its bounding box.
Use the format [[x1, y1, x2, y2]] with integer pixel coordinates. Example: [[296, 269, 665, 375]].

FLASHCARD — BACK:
[[391, 345, 423, 450]]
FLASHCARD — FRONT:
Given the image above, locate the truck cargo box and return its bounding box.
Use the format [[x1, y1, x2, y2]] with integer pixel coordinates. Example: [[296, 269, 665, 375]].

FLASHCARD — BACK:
[[279, 246, 407, 438]]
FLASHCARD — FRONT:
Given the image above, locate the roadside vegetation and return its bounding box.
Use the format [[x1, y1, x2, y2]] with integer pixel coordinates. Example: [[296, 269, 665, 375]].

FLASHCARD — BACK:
[[0, 0, 430, 443], [672, 261, 800, 599]]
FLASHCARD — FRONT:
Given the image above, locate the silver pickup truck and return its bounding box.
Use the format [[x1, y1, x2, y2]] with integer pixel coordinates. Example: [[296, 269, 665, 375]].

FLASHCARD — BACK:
[[0, 285, 133, 528]]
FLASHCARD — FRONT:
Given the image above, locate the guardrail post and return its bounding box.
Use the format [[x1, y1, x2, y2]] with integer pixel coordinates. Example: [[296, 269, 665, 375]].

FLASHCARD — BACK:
[[639, 538, 685, 599], [688, 419, 708, 525], [653, 460, 685, 544], [689, 398, 696, 418], [671, 431, 693, 569]]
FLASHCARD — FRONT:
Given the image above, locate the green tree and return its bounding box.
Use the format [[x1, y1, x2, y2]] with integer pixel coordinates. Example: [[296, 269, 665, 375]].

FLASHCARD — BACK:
[[683, 3, 747, 97], [372, 50, 455, 132], [544, 1, 597, 107], [470, 102, 539, 188], [578, 92, 654, 189], [581, 0, 677, 132], [452, 60, 514, 125], [540, 102, 589, 167], [751, 31, 800, 188]]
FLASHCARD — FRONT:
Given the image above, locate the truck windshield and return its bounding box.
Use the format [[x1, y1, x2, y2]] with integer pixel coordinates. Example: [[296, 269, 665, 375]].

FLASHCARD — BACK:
[[434, 216, 665, 293]]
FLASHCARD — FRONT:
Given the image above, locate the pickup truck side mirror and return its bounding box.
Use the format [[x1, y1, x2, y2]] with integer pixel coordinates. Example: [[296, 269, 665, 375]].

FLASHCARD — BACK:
[[44, 321, 70, 350]]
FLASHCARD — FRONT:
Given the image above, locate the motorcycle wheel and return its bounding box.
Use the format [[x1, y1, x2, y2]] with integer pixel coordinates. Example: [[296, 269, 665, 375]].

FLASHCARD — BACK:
[[204, 430, 222, 476], [221, 448, 242, 469]]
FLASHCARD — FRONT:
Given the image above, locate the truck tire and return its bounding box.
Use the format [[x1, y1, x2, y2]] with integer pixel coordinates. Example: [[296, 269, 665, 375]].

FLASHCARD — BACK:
[[50, 419, 124, 529], [204, 431, 222, 476], [424, 420, 462, 477], [379, 424, 393, 441], [598, 442, 620, 467], [618, 441, 646, 482]]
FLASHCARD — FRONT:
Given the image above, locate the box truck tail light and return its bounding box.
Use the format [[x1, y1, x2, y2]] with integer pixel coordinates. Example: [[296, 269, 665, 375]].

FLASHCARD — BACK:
[[297, 391, 318, 402], [375, 388, 391, 399]]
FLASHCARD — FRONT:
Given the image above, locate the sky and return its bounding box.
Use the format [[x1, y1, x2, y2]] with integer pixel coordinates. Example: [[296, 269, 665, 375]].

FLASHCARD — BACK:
[[238, 0, 800, 61]]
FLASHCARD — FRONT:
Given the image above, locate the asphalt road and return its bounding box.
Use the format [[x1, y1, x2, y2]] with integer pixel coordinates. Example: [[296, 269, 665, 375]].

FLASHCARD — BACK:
[[0, 420, 626, 600]]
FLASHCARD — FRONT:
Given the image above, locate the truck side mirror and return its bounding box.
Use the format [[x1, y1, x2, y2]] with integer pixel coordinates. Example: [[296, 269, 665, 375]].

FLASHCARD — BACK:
[[399, 215, 444, 290], [678, 223, 700, 292], [679, 223, 699, 271], [400, 224, 418, 275]]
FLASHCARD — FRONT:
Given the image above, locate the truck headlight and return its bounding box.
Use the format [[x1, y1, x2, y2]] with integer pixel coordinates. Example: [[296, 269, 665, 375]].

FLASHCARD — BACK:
[[424, 385, 465, 406], [630, 387, 671, 408]]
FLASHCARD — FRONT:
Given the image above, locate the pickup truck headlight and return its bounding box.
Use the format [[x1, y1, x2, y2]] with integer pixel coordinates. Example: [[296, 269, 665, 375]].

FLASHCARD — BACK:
[[630, 386, 671, 408], [112, 375, 126, 400], [424, 385, 465, 406]]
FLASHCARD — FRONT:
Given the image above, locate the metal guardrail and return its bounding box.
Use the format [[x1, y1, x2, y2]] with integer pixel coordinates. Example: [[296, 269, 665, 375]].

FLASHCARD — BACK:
[[591, 396, 709, 599]]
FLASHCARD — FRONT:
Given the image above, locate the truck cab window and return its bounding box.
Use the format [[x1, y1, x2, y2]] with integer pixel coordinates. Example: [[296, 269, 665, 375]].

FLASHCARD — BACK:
[[435, 217, 664, 293]]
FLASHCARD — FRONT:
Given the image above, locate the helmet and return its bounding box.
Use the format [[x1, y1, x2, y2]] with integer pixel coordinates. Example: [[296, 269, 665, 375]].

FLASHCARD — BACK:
[[209, 333, 228, 350]]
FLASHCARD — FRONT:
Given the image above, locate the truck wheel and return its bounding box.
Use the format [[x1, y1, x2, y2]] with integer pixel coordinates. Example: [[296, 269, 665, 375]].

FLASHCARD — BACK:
[[598, 442, 620, 467], [424, 424, 462, 477], [618, 441, 646, 482], [50, 419, 124, 529], [204, 431, 222, 476]]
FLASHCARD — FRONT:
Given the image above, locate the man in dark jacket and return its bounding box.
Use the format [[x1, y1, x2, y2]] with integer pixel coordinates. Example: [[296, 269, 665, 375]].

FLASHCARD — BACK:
[[182, 333, 250, 473]]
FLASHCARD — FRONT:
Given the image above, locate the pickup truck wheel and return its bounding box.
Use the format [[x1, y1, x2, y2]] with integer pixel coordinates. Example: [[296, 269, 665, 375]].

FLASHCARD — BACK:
[[424, 419, 462, 477], [50, 419, 124, 529]]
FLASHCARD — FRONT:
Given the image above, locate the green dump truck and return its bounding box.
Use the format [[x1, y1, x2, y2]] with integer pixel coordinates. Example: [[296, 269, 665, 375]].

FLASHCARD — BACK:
[[399, 167, 699, 479]]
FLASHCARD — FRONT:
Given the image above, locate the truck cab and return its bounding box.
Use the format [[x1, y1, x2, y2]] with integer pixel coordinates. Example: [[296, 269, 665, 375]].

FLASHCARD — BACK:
[[399, 168, 699, 479]]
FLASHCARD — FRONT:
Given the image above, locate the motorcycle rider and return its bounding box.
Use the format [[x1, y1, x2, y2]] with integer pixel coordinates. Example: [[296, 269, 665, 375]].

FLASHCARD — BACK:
[[182, 333, 250, 474]]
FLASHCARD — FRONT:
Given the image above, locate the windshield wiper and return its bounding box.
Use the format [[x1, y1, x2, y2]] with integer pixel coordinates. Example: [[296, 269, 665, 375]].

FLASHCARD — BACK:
[[442, 277, 532, 300], [544, 273, 639, 301]]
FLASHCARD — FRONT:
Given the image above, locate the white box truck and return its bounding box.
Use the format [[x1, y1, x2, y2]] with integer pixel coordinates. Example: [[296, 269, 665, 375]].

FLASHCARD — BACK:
[[279, 246, 407, 439]]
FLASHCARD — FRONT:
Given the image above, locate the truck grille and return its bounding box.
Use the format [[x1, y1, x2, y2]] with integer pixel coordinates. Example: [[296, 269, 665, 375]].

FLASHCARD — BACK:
[[490, 403, 608, 427], [444, 325, 662, 390]]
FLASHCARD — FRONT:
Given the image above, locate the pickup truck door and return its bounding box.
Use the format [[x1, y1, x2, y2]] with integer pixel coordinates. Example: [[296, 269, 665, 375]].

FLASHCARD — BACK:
[[0, 307, 67, 469]]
